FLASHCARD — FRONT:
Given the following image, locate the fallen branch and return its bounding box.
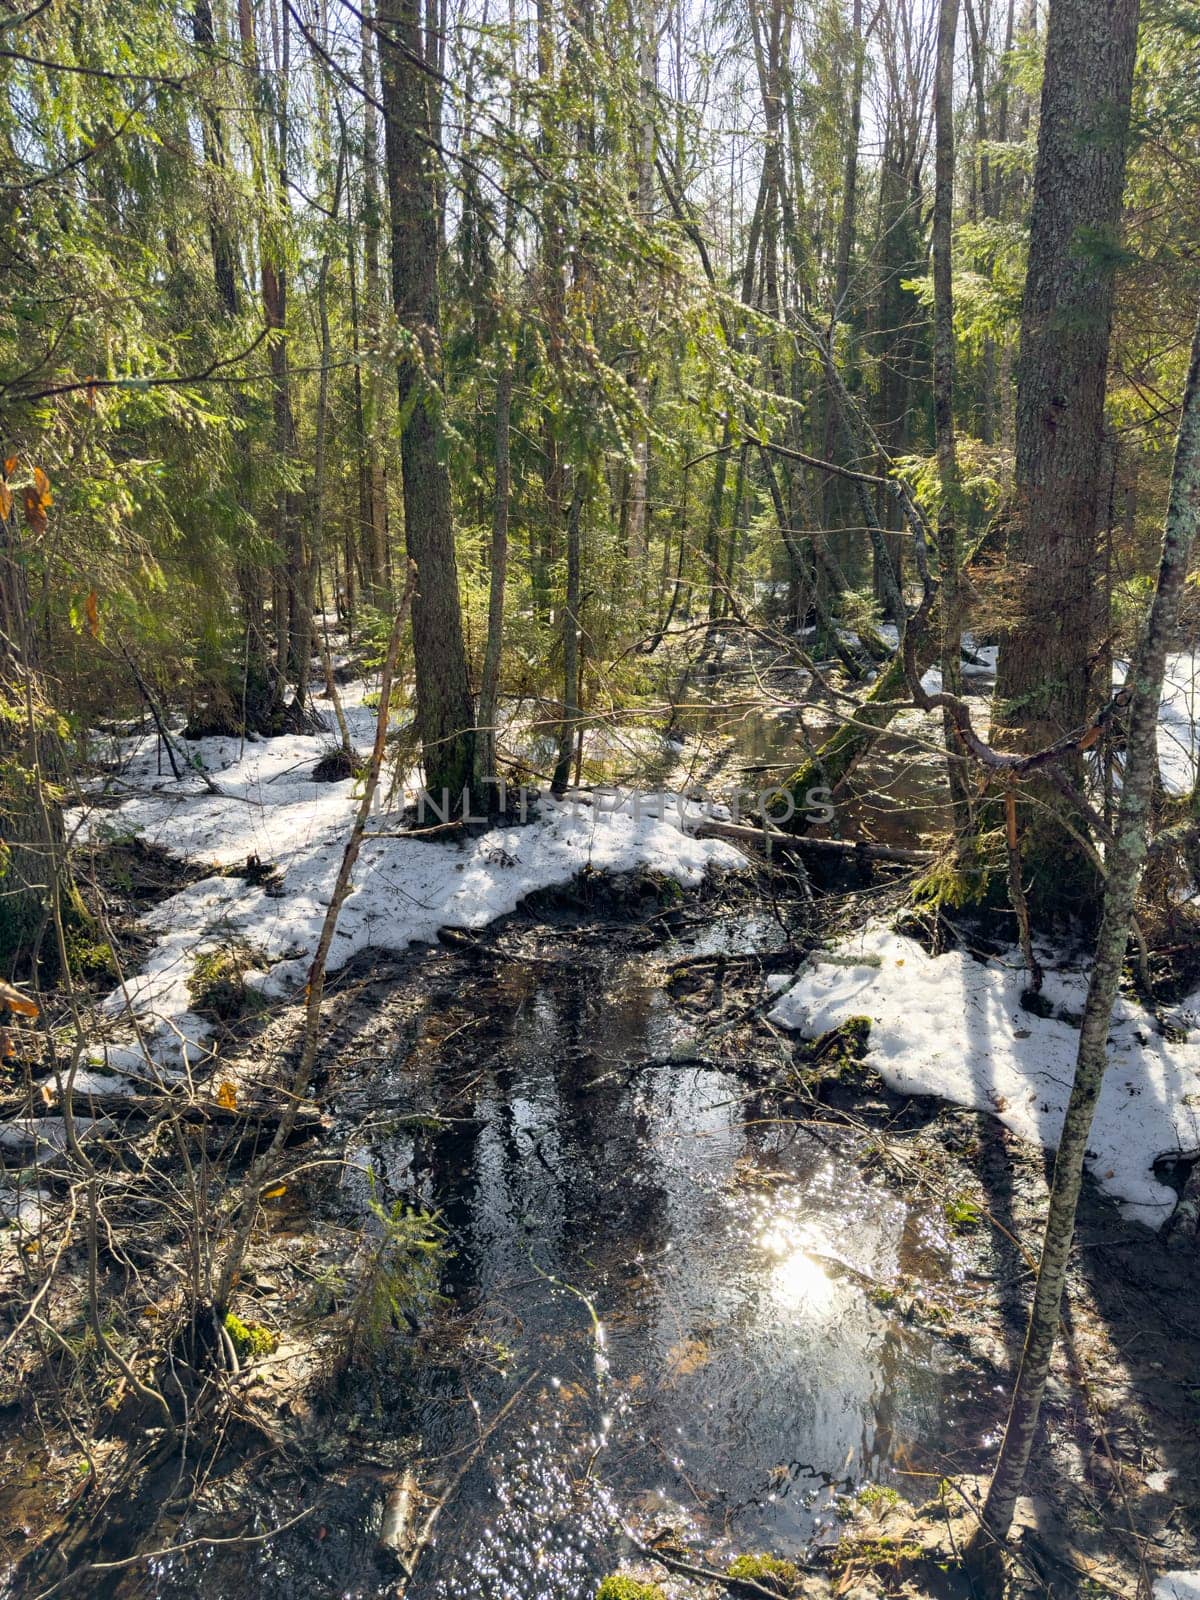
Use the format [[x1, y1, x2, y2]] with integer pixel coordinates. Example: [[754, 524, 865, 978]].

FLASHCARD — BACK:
[[622, 1529, 817, 1597]]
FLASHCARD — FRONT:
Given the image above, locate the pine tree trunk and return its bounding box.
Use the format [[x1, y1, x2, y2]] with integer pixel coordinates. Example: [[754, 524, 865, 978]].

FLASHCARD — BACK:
[[378, 0, 476, 804]]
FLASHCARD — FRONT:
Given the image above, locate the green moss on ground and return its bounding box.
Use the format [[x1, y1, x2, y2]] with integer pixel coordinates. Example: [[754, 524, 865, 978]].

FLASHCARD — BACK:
[[594, 1577, 665, 1600], [223, 1311, 278, 1360], [726, 1552, 803, 1593]]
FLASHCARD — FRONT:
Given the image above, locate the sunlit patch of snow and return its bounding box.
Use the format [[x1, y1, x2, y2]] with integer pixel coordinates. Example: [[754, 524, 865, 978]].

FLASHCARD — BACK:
[[68, 698, 743, 1092], [1155, 1575, 1200, 1600], [1114, 650, 1200, 796], [768, 924, 1200, 1226]]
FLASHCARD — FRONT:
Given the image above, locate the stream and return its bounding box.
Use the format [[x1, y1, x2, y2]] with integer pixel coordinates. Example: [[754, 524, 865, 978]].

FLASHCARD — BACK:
[[138, 896, 971, 1600]]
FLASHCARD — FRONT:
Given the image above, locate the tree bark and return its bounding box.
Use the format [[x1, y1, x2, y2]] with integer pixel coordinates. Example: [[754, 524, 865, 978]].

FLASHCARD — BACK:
[[933, 0, 971, 830], [478, 350, 512, 788], [989, 0, 1140, 915], [378, 0, 476, 804], [552, 475, 585, 795]]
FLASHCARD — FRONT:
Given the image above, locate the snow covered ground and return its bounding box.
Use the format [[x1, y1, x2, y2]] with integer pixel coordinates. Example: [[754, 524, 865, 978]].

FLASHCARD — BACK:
[[1155, 1575, 1200, 1600], [68, 686, 742, 1092], [1115, 648, 1200, 795], [768, 924, 1200, 1227]]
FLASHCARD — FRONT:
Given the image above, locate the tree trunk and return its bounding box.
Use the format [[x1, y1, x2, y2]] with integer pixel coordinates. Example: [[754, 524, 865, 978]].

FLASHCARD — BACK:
[[933, 0, 971, 830], [360, 1, 391, 598], [191, 0, 240, 317], [990, 0, 1140, 911], [625, 0, 657, 569], [973, 299, 1200, 1578], [478, 351, 512, 788], [552, 476, 585, 795], [378, 0, 476, 804], [0, 504, 55, 971]]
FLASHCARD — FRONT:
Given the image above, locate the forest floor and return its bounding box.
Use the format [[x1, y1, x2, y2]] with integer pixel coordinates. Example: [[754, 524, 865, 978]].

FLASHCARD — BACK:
[[1, 630, 1199, 1598]]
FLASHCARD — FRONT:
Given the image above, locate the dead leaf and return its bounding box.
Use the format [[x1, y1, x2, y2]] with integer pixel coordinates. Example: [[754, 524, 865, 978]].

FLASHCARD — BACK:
[[85, 589, 100, 638], [0, 978, 39, 1018], [215, 1080, 237, 1111], [0, 481, 11, 520], [262, 1182, 287, 1200], [3, 455, 17, 477]]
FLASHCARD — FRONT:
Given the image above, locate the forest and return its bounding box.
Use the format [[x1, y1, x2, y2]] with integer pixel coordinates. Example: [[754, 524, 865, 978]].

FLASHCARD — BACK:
[[1, 0, 1200, 1595]]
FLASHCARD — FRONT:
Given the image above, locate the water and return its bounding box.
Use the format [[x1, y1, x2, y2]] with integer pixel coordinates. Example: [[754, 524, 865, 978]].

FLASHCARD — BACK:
[[131, 906, 958, 1600]]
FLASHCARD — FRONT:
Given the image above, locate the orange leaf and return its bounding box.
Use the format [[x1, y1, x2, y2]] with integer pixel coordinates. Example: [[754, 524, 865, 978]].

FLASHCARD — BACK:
[[85, 589, 100, 638], [22, 485, 47, 534], [0, 482, 11, 520], [3, 455, 17, 478], [215, 1080, 237, 1111], [32, 465, 50, 499], [262, 1182, 287, 1200], [0, 979, 39, 1018]]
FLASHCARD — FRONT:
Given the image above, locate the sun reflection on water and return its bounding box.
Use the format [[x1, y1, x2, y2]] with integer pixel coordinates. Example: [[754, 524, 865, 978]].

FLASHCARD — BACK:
[[759, 1219, 837, 1315]]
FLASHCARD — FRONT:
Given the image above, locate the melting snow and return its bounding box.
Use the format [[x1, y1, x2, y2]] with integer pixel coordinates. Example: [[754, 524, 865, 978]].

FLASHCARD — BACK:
[[768, 924, 1200, 1226], [1155, 1577, 1200, 1600], [70, 685, 742, 1090], [1114, 649, 1200, 795]]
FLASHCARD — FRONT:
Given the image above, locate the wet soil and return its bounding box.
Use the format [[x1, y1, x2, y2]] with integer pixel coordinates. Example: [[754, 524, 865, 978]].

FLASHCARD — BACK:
[[2, 858, 1198, 1599]]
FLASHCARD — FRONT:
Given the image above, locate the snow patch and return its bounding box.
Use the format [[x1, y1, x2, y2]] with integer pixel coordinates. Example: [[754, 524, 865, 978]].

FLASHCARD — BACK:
[[70, 699, 742, 1091], [1114, 649, 1200, 796], [768, 924, 1200, 1225], [1154, 1576, 1200, 1600]]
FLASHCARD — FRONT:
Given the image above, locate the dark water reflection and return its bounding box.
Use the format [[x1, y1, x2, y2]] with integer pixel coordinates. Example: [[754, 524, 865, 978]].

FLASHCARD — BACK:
[[139, 913, 951, 1599], [351, 921, 944, 1599]]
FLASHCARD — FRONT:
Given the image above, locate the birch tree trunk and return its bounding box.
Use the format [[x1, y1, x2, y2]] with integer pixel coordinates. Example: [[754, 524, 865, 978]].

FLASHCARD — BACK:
[[974, 301, 1200, 1574]]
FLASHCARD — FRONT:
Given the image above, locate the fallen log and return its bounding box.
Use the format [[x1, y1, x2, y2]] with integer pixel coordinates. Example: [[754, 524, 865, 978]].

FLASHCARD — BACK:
[[0, 1088, 326, 1135], [688, 814, 933, 863]]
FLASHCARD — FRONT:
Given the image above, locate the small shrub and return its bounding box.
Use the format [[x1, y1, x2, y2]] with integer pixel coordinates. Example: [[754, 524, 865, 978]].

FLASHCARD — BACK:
[[188, 941, 266, 1022], [313, 745, 357, 782], [943, 1194, 982, 1232], [337, 1200, 447, 1368]]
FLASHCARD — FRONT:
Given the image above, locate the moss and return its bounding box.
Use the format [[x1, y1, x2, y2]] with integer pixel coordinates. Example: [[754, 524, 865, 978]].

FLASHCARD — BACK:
[[188, 941, 266, 1022], [833, 1535, 922, 1569], [223, 1311, 278, 1360], [594, 1578, 664, 1600], [854, 1483, 902, 1516], [66, 934, 117, 981], [795, 1015, 875, 1092], [726, 1552, 803, 1592]]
